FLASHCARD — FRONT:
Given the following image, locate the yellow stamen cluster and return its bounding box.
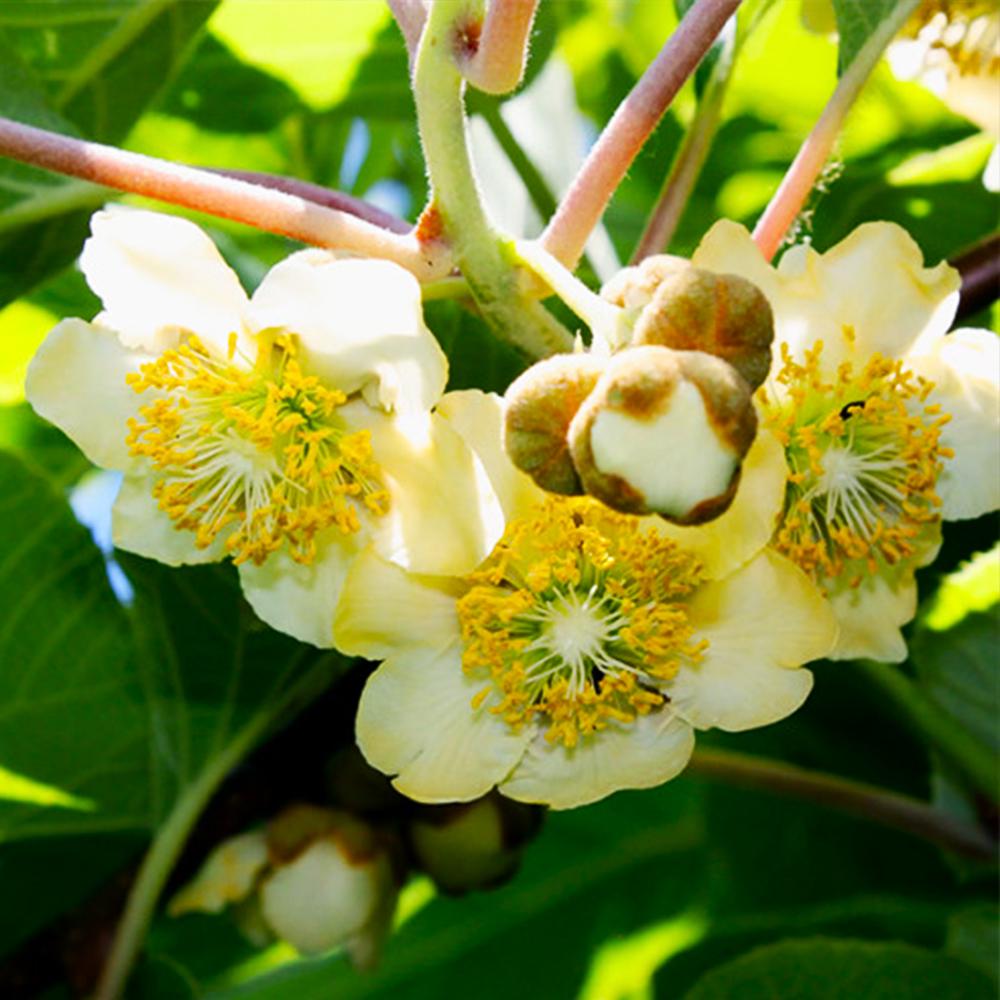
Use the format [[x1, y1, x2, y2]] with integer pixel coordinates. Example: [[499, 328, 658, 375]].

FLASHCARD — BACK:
[[125, 335, 389, 566], [763, 341, 951, 589], [456, 497, 707, 748], [903, 1, 999, 78]]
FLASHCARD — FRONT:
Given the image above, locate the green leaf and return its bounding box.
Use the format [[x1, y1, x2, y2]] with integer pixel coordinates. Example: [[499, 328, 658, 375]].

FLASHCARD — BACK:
[[946, 906, 999, 988], [0, 451, 150, 839], [161, 32, 301, 134], [207, 783, 706, 999], [911, 610, 1000, 764], [0, 1, 218, 306], [0, 452, 343, 841], [831, 0, 905, 75], [683, 938, 994, 999]]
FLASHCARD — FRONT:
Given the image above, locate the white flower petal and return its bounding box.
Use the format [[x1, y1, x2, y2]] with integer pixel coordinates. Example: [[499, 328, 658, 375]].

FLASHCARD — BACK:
[[654, 428, 788, 580], [693, 220, 960, 373], [249, 253, 447, 412], [499, 712, 695, 810], [435, 390, 545, 520], [239, 530, 366, 648], [359, 406, 505, 577], [112, 474, 225, 565], [333, 550, 461, 660], [826, 572, 919, 663], [356, 641, 529, 803], [26, 319, 150, 472], [670, 550, 834, 732], [81, 207, 249, 354], [909, 328, 1000, 521]]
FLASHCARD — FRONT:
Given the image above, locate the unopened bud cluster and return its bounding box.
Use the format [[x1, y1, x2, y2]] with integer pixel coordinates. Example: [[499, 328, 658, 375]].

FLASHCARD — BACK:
[[505, 259, 773, 524], [169, 750, 544, 967]]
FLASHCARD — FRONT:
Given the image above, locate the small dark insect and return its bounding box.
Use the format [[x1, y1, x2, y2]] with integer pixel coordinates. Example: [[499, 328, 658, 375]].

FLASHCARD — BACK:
[[839, 399, 866, 419]]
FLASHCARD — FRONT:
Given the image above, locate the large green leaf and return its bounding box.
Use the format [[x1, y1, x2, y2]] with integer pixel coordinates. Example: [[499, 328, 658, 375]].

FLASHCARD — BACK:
[[0, 1, 217, 306], [0, 452, 343, 841], [0, 452, 149, 839], [683, 938, 994, 999]]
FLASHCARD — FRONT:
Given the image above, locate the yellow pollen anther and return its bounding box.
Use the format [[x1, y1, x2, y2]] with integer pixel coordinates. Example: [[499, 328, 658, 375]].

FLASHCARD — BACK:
[[456, 497, 706, 748], [762, 345, 948, 589], [125, 334, 388, 566]]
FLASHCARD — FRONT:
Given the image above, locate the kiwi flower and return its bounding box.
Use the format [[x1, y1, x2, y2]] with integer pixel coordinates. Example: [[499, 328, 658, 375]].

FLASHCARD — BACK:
[[692, 220, 1000, 662], [335, 391, 835, 809], [27, 208, 502, 645]]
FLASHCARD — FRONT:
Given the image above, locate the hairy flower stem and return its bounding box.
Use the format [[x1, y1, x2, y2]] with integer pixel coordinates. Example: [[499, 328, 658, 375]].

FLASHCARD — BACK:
[[541, 0, 743, 270], [855, 659, 997, 799], [752, 0, 920, 260], [689, 747, 996, 861], [632, 20, 736, 262], [413, 2, 573, 357], [460, 0, 539, 94], [95, 661, 337, 1000], [0, 116, 449, 281]]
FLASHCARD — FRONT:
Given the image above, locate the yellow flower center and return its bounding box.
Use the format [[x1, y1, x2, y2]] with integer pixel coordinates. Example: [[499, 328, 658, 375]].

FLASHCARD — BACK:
[[456, 497, 707, 748], [125, 335, 389, 566], [762, 341, 951, 589]]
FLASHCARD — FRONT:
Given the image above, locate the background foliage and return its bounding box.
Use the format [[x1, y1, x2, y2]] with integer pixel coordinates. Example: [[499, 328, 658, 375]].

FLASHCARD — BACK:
[[0, 2, 996, 998]]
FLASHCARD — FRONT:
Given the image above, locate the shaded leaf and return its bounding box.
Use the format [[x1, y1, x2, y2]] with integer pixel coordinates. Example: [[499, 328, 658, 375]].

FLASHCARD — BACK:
[[684, 938, 994, 999]]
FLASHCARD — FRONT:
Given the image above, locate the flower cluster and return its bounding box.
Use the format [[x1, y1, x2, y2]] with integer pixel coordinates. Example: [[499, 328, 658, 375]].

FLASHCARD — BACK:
[[25, 208, 998, 820]]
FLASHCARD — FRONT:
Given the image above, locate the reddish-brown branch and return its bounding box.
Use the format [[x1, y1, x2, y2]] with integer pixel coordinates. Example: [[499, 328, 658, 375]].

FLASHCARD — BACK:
[[541, 0, 742, 269], [460, 0, 539, 95], [0, 117, 450, 280], [208, 168, 412, 234]]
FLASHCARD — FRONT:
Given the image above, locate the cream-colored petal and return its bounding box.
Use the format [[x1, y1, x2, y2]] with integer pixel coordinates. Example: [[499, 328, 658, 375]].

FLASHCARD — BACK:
[[111, 474, 226, 565], [669, 549, 834, 732], [356, 641, 529, 803], [908, 328, 1000, 521], [168, 831, 269, 916], [499, 712, 695, 810], [249, 252, 447, 413], [80, 207, 249, 354], [239, 529, 366, 648], [693, 220, 960, 372], [333, 549, 461, 660], [654, 429, 788, 580], [358, 405, 505, 577], [435, 390, 545, 520], [825, 572, 918, 663], [26, 319, 150, 472]]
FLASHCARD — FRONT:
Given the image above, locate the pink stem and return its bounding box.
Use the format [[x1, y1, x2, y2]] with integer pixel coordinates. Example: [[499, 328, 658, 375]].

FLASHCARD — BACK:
[[541, 0, 742, 269], [752, 0, 919, 260], [750, 110, 841, 262], [208, 168, 412, 233], [461, 0, 539, 95], [0, 116, 450, 280], [387, 0, 427, 64]]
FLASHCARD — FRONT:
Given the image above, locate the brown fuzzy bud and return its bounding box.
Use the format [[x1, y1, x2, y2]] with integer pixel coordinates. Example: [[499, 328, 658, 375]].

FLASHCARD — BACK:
[[568, 345, 757, 524], [503, 353, 604, 494], [603, 257, 774, 391]]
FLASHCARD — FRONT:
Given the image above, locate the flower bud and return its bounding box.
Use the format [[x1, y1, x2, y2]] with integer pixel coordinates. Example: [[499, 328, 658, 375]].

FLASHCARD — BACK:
[[568, 345, 757, 524], [168, 831, 269, 917], [260, 806, 398, 967], [409, 794, 544, 895], [503, 353, 604, 494], [603, 257, 774, 391]]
